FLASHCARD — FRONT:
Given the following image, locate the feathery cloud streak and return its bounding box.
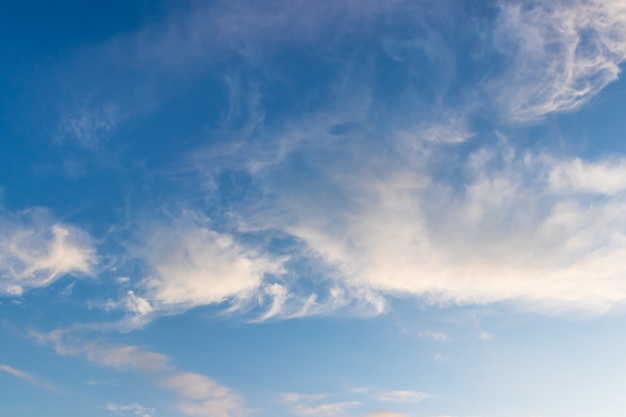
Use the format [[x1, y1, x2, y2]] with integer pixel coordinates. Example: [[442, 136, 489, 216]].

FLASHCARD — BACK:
[[38, 0, 626, 321], [33, 330, 246, 417], [493, 0, 626, 121], [0, 208, 95, 296]]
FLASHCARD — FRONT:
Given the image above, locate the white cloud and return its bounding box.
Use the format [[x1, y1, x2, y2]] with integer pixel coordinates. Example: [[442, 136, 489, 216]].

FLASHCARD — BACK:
[[161, 373, 245, 417], [0, 364, 55, 391], [549, 157, 626, 195], [478, 331, 494, 340], [180, 67, 626, 318], [257, 283, 289, 320], [104, 403, 154, 417], [280, 393, 327, 404], [43, 0, 626, 323], [261, 138, 626, 314], [35, 331, 246, 417], [161, 372, 234, 400], [85, 378, 117, 386], [32, 330, 169, 373], [117, 276, 130, 284], [82, 343, 169, 373], [130, 212, 284, 320], [415, 115, 475, 144], [295, 401, 360, 416], [375, 390, 429, 403], [280, 392, 360, 417], [60, 282, 75, 297], [418, 330, 448, 342], [493, 0, 626, 122], [0, 364, 38, 385], [125, 291, 153, 316], [433, 353, 450, 362], [0, 209, 95, 296]]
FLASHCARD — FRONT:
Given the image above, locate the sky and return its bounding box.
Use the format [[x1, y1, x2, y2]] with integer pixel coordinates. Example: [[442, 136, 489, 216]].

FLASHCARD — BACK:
[[2, 0, 626, 416]]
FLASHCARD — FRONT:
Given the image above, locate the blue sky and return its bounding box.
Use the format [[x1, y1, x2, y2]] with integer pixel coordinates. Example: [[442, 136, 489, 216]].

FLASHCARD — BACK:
[[2, 0, 626, 416]]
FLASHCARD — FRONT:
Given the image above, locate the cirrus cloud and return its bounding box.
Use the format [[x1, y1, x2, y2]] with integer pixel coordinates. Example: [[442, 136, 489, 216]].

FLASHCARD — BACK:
[[0, 208, 95, 296]]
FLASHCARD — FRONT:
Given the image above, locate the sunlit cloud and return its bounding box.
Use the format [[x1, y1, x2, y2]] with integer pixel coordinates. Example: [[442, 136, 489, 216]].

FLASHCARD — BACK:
[[0, 208, 95, 296], [104, 403, 154, 417], [280, 392, 360, 417], [418, 330, 449, 342], [375, 390, 429, 403], [123, 211, 285, 323], [33, 330, 246, 417], [492, 0, 626, 122]]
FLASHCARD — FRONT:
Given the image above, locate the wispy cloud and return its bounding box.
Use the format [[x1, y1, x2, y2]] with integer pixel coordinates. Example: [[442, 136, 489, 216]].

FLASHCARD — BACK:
[[31, 329, 169, 373], [478, 331, 494, 341], [104, 403, 154, 417], [295, 401, 360, 416], [49, 0, 418, 154], [33, 0, 626, 324], [0, 364, 56, 391], [237, 128, 626, 314], [549, 157, 626, 195], [33, 330, 246, 417], [160, 68, 626, 319], [418, 330, 449, 342], [280, 392, 359, 417], [0, 208, 95, 296], [57, 102, 120, 148], [122, 211, 285, 324], [161, 372, 245, 417], [492, 0, 626, 122], [375, 390, 429, 404]]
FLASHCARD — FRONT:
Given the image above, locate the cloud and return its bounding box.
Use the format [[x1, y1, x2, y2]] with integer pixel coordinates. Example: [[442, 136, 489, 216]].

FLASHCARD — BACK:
[[415, 114, 475, 144], [0, 364, 55, 391], [126, 211, 284, 322], [161, 372, 236, 400], [161, 373, 245, 417], [492, 0, 626, 122], [104, 403, 154, 417], [49, 0, 416, 154], [35, 331, 246, 417], [32, 330, 169, 373], [280, 393, 327, 404], [38, 0, 626, 323], [109, 0, 409, 72], [82, 344, 169, 373], [0, 208, 95, 296], [1, 364, 39, 384], [478, 331, 494, 340], [247, 133, 626, 314], [418, 330, 449, 342], [375, 391, 429, 403], [280, 392, 360, 416], [57, 102, 120, 148], [549, 157, 626, 195], [175, 53, 626, 318], [296, 401, 360, 416]]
